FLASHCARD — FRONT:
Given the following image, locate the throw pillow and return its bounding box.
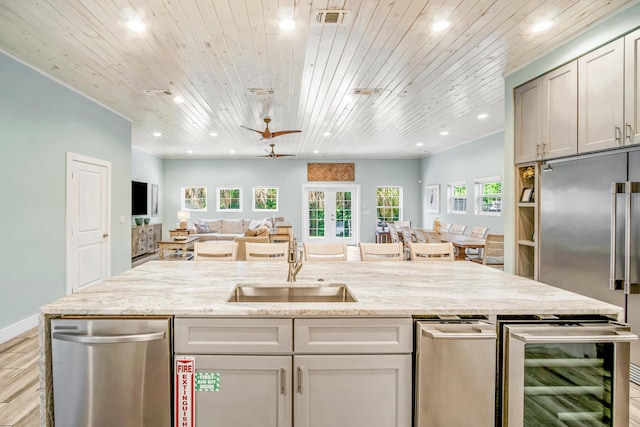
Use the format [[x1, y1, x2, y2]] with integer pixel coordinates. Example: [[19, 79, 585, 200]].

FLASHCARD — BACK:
[[248, 219, 264, 230], [223, 218, 244, 234], [194, 222, 209, 234], [245, 228, 258, 236], [255, 225, 270, 236]]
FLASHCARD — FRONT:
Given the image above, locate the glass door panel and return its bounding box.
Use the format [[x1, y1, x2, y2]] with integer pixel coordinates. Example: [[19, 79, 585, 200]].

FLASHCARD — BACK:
[[303, 185, 358, 245], [523, 342, 613, 426]]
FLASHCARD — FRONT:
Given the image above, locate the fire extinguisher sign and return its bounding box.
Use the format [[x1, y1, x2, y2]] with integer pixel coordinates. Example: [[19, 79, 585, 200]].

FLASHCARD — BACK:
[[175, 357, 195, 427]]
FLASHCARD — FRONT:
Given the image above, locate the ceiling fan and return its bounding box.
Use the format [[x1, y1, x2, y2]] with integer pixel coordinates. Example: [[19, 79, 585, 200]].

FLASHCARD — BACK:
[[260, 143, 295, 158], [241, 117, 301, 140]]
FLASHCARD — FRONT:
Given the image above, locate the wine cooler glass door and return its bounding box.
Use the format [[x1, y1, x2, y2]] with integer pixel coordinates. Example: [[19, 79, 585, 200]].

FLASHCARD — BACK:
[[504, 323, 637, 427]]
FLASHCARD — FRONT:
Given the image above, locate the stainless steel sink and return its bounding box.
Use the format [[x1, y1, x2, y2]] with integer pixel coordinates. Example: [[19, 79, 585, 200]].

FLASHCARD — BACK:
[[226, 283, 357, 303]]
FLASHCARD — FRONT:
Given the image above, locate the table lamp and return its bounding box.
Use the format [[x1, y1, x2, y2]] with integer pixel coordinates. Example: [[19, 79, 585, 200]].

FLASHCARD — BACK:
[[177, 210, 190, 230]]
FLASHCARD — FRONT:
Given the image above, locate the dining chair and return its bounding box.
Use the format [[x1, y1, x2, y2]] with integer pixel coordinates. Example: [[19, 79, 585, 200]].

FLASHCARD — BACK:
[[440, 223, 452, 232], [245, 242, 289, 261], [417, 229, 441, 243], [471, 234, 504, 269], [303, 242, 348, 261], [408, 242, 455, 261], [466, 226, 490, 259], [450, 224, 468, 235], [387, 222, 401, 243], [194, 241, 238, 261], [358, 242, 404, 261]]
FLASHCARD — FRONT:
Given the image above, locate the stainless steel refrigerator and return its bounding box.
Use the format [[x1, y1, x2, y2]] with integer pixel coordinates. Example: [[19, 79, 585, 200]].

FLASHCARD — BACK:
[[539, 148, 640, 381]]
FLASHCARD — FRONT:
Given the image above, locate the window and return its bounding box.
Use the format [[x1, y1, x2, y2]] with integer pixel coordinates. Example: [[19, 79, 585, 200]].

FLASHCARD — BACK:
[[447, 181, 467, 214], [376, 186, 402, 226], [474, 176, 502, 215], [181, 187, 207, 211], [217, 187, 242, 212], [252, 187, 279, 211]]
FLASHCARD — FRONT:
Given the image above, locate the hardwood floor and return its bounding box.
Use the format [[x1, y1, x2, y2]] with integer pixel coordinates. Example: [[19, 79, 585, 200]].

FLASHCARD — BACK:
[[0, 328, 40, 427], [2, 328, 640, 426]]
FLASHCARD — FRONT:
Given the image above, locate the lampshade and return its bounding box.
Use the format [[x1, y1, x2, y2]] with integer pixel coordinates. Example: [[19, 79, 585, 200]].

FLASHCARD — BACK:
[[177, 210, 190, 229]]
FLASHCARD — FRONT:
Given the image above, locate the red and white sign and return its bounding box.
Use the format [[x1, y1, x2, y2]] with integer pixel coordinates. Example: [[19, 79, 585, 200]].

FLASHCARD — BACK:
[[175, 357, 195, 427]]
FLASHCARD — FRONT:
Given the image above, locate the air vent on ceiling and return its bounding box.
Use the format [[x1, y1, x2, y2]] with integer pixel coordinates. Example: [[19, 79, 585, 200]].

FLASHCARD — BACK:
[[247, 88, 275, 96], [353, 88, 383, 96], [313, 9, 352, 25], [143, 89, 173, 96]]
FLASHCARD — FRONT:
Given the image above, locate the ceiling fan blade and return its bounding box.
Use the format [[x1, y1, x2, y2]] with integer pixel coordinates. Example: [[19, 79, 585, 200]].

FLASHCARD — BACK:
[[240, 125, 263, 134], [271, 130, 302, 138], [274, 153, 295, 157]]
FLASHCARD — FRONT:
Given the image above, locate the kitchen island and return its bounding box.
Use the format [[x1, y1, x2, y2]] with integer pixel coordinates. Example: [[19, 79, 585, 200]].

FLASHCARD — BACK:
[[39, 260, 625, 426]]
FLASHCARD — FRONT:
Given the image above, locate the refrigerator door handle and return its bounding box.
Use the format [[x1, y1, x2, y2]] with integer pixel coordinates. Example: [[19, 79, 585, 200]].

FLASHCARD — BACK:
[[614, 182, 640, 294], [611, 182, 625, 291]]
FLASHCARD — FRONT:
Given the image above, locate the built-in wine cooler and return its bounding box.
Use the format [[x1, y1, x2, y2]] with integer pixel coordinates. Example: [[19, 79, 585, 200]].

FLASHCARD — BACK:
[[500, 318, 637, 427]]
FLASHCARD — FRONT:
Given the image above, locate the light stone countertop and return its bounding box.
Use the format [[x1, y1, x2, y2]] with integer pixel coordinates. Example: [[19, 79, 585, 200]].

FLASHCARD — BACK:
[[40, 260, 623, 318]]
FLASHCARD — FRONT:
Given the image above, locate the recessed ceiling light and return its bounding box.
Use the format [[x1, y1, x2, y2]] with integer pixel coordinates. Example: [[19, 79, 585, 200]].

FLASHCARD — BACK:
[[153, 131, 162, 137], [209, 132, 218, 137], [477, 113, 488, 119], [532, 21, 553, 33], [440, 131, 449, 136], [173, 96, 185, 104], [229, 150, 236, 154], [279, 19, 296, 31], [344, 95, 353, 103], [323, 132, 332, 136], [313, 150, 320, 154], [126, 18, 146, 33], [432, 20, 451, 32], [416, 142, 424, 147], [187, 150, 194, 154]]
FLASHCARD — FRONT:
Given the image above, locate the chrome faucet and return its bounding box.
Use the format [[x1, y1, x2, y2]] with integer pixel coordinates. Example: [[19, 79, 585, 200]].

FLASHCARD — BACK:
[[287, 234, 302, 282]]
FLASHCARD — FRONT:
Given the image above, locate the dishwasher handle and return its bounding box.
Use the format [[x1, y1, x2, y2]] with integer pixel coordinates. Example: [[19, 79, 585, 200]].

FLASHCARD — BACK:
[[52, 331, 165, 344], [421, 325, 496, 340]]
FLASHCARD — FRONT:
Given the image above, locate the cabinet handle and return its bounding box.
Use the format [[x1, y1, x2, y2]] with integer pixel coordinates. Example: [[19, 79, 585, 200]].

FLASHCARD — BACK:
[[280, 368, 286, 395], [535, 144, 541, 159], [297, 367, 302, 394], [615, 126, 622, 145], [542, 143, 547, 159], [627, 124, 634, 144]]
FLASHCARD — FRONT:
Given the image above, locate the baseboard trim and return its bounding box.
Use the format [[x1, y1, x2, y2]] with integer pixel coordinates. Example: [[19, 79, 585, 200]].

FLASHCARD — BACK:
[[0, 314, 39, 344]]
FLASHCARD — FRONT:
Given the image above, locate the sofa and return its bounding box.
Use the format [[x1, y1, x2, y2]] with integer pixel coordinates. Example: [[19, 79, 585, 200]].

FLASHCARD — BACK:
[[188, 217, 280, 260]]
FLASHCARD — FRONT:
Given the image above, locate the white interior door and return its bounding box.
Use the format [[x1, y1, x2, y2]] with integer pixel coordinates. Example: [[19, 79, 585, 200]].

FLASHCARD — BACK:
[[66, 153, 111, 294], [302, 185, 359, 245]]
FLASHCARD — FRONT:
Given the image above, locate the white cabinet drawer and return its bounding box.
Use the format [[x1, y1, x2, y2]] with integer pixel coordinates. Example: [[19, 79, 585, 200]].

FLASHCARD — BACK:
[[294, 318, 412, 354], [174, 318, 292, 354]]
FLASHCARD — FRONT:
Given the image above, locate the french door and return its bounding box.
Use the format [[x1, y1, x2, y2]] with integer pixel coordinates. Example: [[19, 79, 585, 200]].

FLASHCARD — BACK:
[[302, 185, 359, 245]]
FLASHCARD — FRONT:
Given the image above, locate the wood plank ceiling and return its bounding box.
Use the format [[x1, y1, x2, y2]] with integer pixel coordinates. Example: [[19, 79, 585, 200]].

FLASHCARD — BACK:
[[0, 0, 636, 159]]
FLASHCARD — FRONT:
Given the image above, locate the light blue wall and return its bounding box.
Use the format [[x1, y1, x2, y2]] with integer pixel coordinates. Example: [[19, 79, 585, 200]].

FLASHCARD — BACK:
[[132, 148, 164, 227], [163, 158, 421, 242], [502, 3, 640, 272], [0, 51, 132, 334], [420, 132, 505, 233]]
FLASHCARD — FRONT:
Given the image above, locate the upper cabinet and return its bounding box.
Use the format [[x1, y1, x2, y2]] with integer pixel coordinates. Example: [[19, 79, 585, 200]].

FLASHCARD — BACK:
[[514, 79, 542, 163], [578, 28, 640, 154], [578, 38, 625, 153], [515, 61, 578, 164], [625, 28, 640, 146]]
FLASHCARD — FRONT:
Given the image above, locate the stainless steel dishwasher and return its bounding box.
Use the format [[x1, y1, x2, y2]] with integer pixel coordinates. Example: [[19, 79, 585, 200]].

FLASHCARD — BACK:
[[51, 317, 172, 427], [415, 318, 497, 427]]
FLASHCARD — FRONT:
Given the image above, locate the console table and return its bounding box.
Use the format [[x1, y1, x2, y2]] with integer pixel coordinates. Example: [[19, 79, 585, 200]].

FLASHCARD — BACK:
[[131, 224, 162, 259]]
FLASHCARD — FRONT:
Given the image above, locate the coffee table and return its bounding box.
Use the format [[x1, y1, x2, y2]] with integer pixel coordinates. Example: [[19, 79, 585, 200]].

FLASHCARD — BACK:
[[158, 236, 200, 260]]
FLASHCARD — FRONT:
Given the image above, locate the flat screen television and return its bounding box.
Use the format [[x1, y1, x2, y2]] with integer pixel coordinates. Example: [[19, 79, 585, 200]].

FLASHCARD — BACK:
[[132, 181, 148, 215]]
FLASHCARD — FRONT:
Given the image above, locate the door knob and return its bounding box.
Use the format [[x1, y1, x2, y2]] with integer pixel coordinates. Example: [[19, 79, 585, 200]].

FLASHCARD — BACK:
[[103, 233, 109, 238]]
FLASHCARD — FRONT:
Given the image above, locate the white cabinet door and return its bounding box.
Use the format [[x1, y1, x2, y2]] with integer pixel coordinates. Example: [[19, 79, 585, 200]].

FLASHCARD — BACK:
[[294, 354, 412, 427], [625, 28, 640, 146], [578, 38, 625, 153], [542, 61, 578, 159], [192, 355, 292, 427], [514, 78, 542, 163]]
